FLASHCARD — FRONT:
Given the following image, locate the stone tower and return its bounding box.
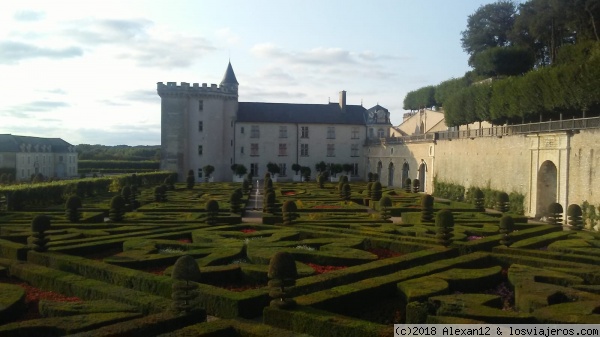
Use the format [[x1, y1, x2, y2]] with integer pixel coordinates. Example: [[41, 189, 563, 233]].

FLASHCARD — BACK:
[[157, 62, 238, 181]]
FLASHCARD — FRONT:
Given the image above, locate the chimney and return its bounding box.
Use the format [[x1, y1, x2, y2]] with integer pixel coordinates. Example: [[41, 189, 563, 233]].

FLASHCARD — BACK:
[[339, 90, 346, 113]]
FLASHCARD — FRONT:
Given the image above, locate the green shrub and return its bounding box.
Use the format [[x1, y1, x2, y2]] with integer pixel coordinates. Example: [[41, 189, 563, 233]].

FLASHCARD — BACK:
[[473, 188, 484, 211], [30, 215, 51, 252], [379, 196, 392, 220], [282, 201, 298, 226], [65, 195, 82, 223], [412, 179, 420, 193], [371, 182, 382, 202], [229, 189, 243, 214], [495, 192, 509, 213], [109, 195, 126, 222], [342, 183, 351, 201], [186, 169, 195, 189], [499, 215, 514, 246], [435, 209, 454, 247], [318, 174, 326, 189], [547, 202, 563, 225], [268, 252, 297, 309], [404, 178, 412, 193], [567, 204, 583, 230], [421, 194, 434, 223], [205, 200, 219, 225], [171, 255, 201, 314]]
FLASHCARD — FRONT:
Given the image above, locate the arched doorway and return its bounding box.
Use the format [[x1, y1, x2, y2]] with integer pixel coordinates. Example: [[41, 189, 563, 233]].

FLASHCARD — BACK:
[[536, 160, 557, 218], [402, 162, 409, 184], [418, 161, 427, 192], [377, 161, 382, 182], [388, 162, 394, 187]]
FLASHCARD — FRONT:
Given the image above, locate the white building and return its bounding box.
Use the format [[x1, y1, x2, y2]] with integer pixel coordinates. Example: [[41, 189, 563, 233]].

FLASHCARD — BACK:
[[0, 134, 78, 181], [157, 62, 392, 182]]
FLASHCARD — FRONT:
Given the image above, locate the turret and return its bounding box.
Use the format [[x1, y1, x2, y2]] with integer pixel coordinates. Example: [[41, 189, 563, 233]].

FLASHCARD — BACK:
[[220, 61, 239, 94]]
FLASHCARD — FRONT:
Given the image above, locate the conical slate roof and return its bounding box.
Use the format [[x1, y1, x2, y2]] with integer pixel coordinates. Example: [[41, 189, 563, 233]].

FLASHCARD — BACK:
[[220, 62, 238, 85]]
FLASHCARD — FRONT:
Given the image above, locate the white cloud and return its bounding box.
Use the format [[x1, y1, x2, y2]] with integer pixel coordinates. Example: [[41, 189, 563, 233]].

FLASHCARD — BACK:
[[13, 10, 45, 21], [0, 41, 83, 64]]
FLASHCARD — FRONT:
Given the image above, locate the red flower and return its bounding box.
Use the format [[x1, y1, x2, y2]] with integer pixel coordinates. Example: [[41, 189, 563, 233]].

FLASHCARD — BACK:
[[177, 238, 192, 243], [367, 248, 402, 259], [307, 263, 347, 274], [241, 229, 257, 233]]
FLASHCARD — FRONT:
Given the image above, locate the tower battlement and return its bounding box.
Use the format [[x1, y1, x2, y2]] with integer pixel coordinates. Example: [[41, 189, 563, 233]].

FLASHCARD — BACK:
[[156, 81, 237, 96]]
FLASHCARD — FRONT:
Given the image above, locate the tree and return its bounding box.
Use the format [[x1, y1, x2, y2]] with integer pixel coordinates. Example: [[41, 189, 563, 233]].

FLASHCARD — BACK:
[[461, 1, 518, 67], [65, 195, 82, 223], [421, 194, 434, 223], [300, 167, 311, 182], [499, 215, 515, 246], [231, 164, 247, 177], [230, 188, 243, 214], [471, 46, 535, 76], [495, 192, 510, 213], [379, 196, 392, 220], [435, 209, 454, 247], [268, 252, 298, 309], [330, 164, 343, 178], [547, 202, 564, 225], [315, 161, 327, 174], [202, 165, 215, 182], [109, 195, 126, 222], [186, 169, 195, 189], [30, 215, 51, 252], [567, 204, 584, 230], [205, 200, 219, 225], [266, 162, 280, 177], [291, 164, 301, 175], [371, 182, 382, 202], [473, 188, 485, 211], [171, 255, 201, 314], [342, 183, 351, 201], [342, 164, 353, 175], [282, 201, 298, 226]]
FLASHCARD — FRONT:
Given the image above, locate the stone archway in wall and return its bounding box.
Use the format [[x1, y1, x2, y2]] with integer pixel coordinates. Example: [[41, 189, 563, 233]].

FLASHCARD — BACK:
[[377, 161, 383, 181], [388, 162, 394, 187], [418, 161, 427, 192], [536, 160, 558, 218], [402, 162, 409, 185]]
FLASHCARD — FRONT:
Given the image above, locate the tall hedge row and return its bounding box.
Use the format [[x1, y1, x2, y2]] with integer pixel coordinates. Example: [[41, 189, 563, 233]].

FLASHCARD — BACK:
[[444, 49, 600, 126], [78, 160, 160, 170], [0, 171, 174, 210]]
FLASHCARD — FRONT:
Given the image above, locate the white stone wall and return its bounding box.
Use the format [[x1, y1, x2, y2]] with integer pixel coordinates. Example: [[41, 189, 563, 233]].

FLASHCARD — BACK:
[[569, 129, 600, 207], [13, 151, 77, 180], [234, 122, 365, 181]]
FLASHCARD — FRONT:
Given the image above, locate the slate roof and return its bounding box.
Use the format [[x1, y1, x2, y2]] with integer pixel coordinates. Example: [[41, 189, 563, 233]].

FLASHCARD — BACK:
[[220, 62, 239, 85], [0, 134, 73, 152], [367, 104, 388, 113], [237, 102, 367, 125]]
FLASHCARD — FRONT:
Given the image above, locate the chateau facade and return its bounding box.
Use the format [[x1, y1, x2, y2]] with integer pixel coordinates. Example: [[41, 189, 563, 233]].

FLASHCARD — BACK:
[[0, 134, 78, 181], [158, 62, 392, 182]]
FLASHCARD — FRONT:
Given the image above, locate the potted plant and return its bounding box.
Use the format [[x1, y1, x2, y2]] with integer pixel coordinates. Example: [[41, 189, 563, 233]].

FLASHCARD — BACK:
[[203, 165, 215, 182], [231, 164, 247, 182], [266, 162, 280, 182]]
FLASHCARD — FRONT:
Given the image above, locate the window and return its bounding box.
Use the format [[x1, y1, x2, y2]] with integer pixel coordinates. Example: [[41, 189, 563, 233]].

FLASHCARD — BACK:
[[300, 144, 309, 156], [250, 143, 259, 156], [327, 126, 335, 139], [279, 163, 287, 176], [300, 126, 309, 138], [251, 125, 260, 138], [351, 144, 359, 157], [250, 163, 259, 176], [378, 128, 385, 138], [241, 126, 244, 134], [279, 126, 287, 138], [197, 168, 203, 178], [198, 121, 203, 132], [198, 145, 203, 155], [240, 146, 244, 154], [351, 127, 359, 139], [327, 144, 335, 157], [278, 143, 287, 156], [352, 163, 359, 176], [199, 100, 203, 111]]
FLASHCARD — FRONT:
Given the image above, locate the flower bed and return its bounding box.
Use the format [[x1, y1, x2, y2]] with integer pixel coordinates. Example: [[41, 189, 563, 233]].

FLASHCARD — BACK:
[[313, 205, 341, 209], [306, 263, 347, 274], [240, 229, 257, 233], [367, 248, 403, 259]]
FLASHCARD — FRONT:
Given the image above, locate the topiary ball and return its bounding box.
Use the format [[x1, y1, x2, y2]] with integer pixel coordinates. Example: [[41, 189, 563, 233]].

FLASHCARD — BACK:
[[31, 215, 51, 233], [171, 255, 201, 282]]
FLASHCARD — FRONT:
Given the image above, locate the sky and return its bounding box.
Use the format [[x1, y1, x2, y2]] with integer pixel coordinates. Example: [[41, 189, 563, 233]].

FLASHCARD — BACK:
[[0, 0, 504, 146]]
